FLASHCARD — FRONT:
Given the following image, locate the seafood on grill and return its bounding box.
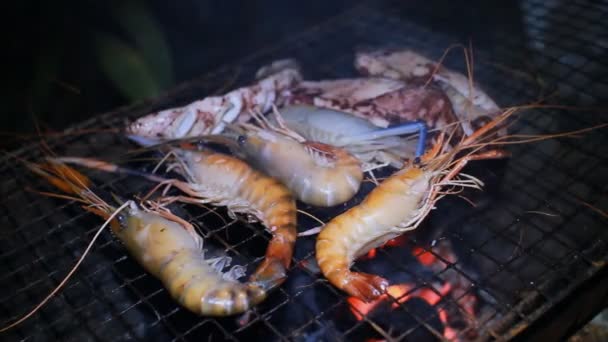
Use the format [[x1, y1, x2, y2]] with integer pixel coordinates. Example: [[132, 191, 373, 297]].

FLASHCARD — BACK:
[[314, 106, 606, 302], [285, 76, 457, 130], [160, 148, 298, 290], [270, 105, 428, 169], [25, 161, 266, 317], [58, 147, 298, 291], [354, 48, 501, 135], [232, 115, 364, 206], [126, 51, 484, 146], [315, 109, 517, 302], [126, 68, 302, 140]]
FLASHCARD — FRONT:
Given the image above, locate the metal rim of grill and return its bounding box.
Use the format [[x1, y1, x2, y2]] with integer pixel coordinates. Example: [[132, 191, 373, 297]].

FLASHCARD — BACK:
[[1, 1, 607, 341]]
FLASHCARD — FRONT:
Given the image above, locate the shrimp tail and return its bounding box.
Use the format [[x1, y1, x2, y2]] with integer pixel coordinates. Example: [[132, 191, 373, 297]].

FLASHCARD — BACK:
[[250, 258, 288, 291], [343, 273, 389, 303], [250, 211, 297, 291]]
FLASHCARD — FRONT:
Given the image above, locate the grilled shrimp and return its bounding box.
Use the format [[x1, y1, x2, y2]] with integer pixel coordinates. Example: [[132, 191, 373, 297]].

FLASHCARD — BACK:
[[272, 105, 427, 169], [316, 109, 519, 302], [59, 149, 299, 291], [167, 149, 298, 290], [234, 120, 364, 207], [28, 161, 266, 316]]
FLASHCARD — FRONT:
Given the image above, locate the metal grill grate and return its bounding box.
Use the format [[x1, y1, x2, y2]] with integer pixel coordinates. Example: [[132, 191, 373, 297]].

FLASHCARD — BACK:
[[2, 0, 607, 341]]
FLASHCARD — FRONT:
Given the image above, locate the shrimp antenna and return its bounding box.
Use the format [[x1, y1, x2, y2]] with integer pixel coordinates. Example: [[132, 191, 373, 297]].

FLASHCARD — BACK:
[[297, 209, 326, 227], [0, 201, 132, 332], [127, 134, 239, 153], [423, 43, 469, 88]]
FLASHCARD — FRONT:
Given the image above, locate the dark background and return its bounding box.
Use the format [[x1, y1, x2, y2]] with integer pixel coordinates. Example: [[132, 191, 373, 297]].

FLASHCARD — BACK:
[[3, 0, 524, 141]]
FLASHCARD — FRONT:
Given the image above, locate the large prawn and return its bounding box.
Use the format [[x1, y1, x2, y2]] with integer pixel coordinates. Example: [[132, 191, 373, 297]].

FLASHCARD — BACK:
[[315, 107, 601, 302], [270, 105, 428, 170], [58, 147, 298, 291], [231, 115, 364, 207], [20, 161, 266, 318]]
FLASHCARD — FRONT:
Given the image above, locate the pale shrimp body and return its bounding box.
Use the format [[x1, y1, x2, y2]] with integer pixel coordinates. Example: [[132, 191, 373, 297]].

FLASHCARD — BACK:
[[27, 161, 266, 317], [236, 129, 363, 207], [118, 210, 266, 316], [273, 105, 419, 169], [316, 167, 432, 301], [176, 150, 298, 290]]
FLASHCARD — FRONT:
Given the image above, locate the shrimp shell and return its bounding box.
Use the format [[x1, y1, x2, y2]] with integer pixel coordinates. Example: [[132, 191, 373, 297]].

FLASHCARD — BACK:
[[119, 210, 266, 316], [315, 109, 521, 302], [273, 105, 418, 169], [236, 128, 363, 207], [174, 150, 298, 290], [28, 161, 266, 316], [316, 167, 434, 301]]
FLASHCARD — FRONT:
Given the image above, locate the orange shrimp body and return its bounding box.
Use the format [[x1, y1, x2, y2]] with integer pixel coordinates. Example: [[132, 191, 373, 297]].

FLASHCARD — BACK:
[[28, 161, 266, 316], [118, 211, 266, 316], [238, 129, 363, 207], [316, 167, 433, 301], [315, 110, 521, 302], [177, 150, 298, 290]]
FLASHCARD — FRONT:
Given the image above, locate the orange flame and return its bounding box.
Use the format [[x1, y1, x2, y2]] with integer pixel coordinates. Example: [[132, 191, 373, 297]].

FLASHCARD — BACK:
[[348, 282, 458, 339], [438, 309, 460, 340], [365, 248, 377, 259], [412, 247, 437, 266], [385, 235, 408, 247], [347, 296, 379, 321], [348, 240, 476, 341], [348, 283, 453, 320], [348, 284, 413, 320], [360, 236, 409, 261]]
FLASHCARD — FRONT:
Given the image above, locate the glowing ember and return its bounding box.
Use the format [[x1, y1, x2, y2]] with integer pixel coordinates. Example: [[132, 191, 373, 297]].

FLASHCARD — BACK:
[[349, 240, 478, 341], [347, 284, 413, 321], [412, 247, 437, 266], [347, 296, 379, 321], [384, 235, 408, 247], [347, 239, 478, 341], [348, 282, 463, 340], [438, 309, 458, 340], [348, 283, 451, 320], [386, 283, 413, 304], [360, 236, 408, 261], [365, 248, 377, 259], [458, 293, 478, 317]]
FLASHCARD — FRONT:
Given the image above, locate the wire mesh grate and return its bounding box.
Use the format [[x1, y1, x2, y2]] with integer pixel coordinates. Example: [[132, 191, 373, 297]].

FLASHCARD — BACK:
[[1, 0, 607, 341]]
